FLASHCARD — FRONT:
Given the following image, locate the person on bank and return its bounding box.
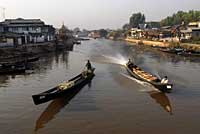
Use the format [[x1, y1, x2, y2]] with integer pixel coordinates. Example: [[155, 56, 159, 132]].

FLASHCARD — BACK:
[[161, 76, 168, 84]]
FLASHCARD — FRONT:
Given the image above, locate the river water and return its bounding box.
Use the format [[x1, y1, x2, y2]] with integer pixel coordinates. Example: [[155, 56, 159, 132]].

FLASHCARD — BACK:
[[0, 39, 200, 134]]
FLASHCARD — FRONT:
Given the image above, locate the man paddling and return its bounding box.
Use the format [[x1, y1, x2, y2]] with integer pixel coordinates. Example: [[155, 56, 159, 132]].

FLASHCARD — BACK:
[[86, 60, 92, 71], [82, 60, 93, 78]]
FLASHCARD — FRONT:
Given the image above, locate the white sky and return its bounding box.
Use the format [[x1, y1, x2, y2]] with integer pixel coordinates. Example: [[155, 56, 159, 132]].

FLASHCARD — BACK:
[[0, 0, 199, 30]]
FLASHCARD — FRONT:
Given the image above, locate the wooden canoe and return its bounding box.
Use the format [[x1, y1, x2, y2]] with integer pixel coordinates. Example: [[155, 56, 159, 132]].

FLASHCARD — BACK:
[[126, 62, 172, 92], [32, 68, 95, 105]]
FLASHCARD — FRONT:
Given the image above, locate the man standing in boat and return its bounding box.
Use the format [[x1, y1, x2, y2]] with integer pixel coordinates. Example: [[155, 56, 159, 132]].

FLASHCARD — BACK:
[[82, 60, 93, 78], [86, 60, 92, 71]]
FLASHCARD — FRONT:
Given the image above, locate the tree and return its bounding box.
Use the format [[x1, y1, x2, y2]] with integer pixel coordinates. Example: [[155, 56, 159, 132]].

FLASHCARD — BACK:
[[99, 29, 108, 38], [161, 10, 200, 26], [122, 23, 130, 31], [129, 12, 146, 28], [73, 27, 80, 34], [107, 30, 124, 39]]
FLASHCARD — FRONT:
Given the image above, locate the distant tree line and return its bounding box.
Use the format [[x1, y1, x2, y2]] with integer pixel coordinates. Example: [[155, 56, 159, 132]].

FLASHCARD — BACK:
[[122, 10, 200, 30], [160, 10, 200, 26], [129, 12, 145, 28]]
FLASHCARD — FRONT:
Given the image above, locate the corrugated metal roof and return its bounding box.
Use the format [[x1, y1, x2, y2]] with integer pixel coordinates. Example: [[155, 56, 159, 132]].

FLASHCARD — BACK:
[[2, 18, 45, 25]]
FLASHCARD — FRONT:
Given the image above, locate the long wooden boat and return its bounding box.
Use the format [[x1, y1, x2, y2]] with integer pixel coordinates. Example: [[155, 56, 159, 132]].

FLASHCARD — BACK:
[[0, 63, 26, 74], [126, 62, 172, 92], [160, 48, 183, 54], [0, 56, 40, 66], [160, 48, 200, 57], [73, 41, 81, 45], [26, 56, 40, 63], [32, 68, 95, 105], [15, 56, 40, 64]]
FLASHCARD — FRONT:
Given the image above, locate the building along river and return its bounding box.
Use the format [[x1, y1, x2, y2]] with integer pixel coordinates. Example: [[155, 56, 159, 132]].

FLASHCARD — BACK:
[[0, 39, 200, 134]]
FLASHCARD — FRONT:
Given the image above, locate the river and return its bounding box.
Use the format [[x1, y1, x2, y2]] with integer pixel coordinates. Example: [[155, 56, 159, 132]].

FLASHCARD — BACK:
[[0, 39, 200, 134]]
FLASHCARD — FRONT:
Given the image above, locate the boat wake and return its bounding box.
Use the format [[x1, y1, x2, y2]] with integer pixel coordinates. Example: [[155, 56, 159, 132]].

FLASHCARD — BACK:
[[120, 73, 159, 92], [101, 54, 127, 66]]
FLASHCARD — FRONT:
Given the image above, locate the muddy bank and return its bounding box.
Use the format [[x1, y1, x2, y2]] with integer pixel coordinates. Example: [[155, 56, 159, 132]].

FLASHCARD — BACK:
[[125, 38, 170, 47], [125, 38, 200, 52], [0, 39, 74, 62]]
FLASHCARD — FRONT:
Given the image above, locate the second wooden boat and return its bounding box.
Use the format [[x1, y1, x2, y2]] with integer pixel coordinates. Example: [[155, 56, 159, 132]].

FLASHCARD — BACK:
[[126, 62, 172, 92]]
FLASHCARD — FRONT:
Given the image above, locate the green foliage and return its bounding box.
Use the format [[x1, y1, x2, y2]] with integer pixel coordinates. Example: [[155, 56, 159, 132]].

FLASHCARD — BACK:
[[161, 10, 200, 26], [122, 23, 130, 31], [108, 30, 124, 39], [146, 22, 161, 28], [99, 29, 108, 37], [129, 12, 145, 28]]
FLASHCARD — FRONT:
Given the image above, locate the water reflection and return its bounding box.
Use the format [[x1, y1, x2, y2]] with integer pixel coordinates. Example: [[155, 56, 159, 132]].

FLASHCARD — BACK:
[[0, 75, 9, 87], [112, 73, 173, 115], [34, 81, 92, 132], [125, 43, 200, 64], [0, 51, 70, 88], [148, 91, 173, 115]]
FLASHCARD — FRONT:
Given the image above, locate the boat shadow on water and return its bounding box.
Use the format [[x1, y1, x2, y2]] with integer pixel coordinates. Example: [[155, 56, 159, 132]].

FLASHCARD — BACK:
[[34, 81, 93, 132], [147, 90, 173, 115], [113, 73, 173, 115]]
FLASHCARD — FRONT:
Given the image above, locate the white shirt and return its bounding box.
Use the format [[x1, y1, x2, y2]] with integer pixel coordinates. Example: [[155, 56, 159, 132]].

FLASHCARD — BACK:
[[161, 78, 168, 84]]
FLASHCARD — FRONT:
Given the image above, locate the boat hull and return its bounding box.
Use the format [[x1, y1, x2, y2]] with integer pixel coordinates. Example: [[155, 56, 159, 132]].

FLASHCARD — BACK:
[[126, 65, 172, 93], [160, 49, 200, 57], [0, 64, 26, 75], [32, 69, 95, 105]]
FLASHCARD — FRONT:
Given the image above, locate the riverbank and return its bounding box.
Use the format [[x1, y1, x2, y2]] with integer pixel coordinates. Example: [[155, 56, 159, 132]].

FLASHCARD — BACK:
[[0, 38, 74, 62], [125, 38, 200, 52], [125, 38, 169, 47]]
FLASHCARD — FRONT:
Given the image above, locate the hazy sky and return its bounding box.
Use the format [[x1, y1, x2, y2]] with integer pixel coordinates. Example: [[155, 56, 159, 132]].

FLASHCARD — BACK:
[[0, 0, 199, 30]]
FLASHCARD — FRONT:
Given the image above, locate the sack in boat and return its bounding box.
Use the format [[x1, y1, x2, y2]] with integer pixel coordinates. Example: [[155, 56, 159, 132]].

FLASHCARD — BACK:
[[82, 69, 92, 78], [82, 71, 87, 78], [87, 69, 92, 73]]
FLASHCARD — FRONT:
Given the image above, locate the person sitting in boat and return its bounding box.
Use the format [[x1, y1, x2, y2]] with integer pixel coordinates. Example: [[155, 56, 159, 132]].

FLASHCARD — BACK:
[[161, 76, 168, 84], [127, 59, 132, 65], [127, 59, 134, 67]]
